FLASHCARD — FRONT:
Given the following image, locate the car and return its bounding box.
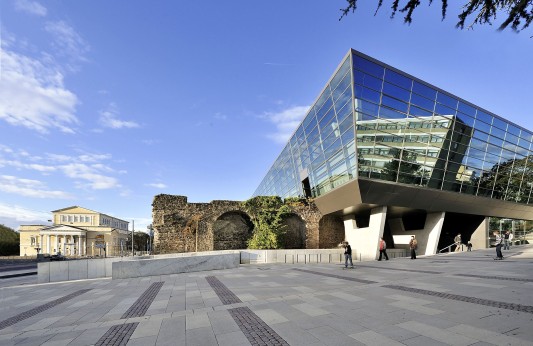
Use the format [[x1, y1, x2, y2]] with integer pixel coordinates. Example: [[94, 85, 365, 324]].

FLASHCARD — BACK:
[[50, 254, 66, 261]]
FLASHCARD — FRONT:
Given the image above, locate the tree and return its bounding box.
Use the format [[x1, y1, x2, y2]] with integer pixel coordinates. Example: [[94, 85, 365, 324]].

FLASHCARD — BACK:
[[0, 224, 20, 256], [126, 231, 150, 252], [340, 0, 533, 33]]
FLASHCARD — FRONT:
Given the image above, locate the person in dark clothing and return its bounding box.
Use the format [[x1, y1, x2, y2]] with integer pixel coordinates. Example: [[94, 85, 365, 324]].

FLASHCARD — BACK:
[[503, 231, 510, 250], [409, 236, 417, 259], [378, 237, 389, 261], [342, 241, 354, 268]]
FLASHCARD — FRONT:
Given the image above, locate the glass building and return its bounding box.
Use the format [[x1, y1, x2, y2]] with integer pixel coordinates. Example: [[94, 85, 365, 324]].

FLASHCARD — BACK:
[[254, 49, 533, 223]]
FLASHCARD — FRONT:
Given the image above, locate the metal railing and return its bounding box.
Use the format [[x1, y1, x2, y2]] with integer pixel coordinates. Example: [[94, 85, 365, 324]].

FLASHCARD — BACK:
[[438, 243, 463, 253]]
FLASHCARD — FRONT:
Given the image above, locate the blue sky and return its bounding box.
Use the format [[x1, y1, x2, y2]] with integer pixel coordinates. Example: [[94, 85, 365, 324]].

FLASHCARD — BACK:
[[1, 1, 532, 232]]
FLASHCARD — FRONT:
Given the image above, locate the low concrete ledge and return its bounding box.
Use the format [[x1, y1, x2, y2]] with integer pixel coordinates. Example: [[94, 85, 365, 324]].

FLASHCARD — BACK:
[[112, 252, 240, 279], [240, 249, 345, 264], [38, 248, 409, 283]]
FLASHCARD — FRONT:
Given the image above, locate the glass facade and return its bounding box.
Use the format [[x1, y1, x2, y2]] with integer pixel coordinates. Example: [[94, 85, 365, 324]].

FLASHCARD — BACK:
[[254, 50, 533, 206]]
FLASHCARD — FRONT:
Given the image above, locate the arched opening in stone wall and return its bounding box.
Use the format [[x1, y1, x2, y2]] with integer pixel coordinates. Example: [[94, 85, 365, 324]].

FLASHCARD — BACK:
[[318, 214, 345, 248], [282, 214, 306, 249], [213, 211, 253, 250]]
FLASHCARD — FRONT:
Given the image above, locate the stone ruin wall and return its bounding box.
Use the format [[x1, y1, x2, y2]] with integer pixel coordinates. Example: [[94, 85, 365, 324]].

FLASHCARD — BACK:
[[152, 194, 345, 254]]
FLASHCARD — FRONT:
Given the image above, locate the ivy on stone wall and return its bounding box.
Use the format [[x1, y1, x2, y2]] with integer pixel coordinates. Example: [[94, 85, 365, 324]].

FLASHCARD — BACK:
[[242, 196, 313, 249], [241, 196, 293, 249]]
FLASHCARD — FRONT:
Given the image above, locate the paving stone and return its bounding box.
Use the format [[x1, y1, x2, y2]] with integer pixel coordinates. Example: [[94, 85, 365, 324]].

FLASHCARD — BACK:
[[350, 330, 406, 346]]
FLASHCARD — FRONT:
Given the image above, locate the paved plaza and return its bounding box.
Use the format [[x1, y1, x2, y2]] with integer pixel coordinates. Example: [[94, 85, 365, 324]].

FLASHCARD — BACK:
[[1, 245, 533, 346]]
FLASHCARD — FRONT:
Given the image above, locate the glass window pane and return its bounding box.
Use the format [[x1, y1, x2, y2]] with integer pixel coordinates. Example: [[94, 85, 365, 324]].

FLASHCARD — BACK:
[[491, 127, 506, 140], [518, 137, 530, 149], [383, 82, 410, 102], [435, 103, 456, 116], [302, 109, 316, 129], [315, 88, 332, 111], [324, 138, 342, 158], [355, 100, 379, 118], [384, 69, 413, 90], [476, 111, 493, 125], [353, 55, 384, 78], [354, 71, 383, 91], [333, 77, 351, 104], [341, 126, 355, 145], [410, 93, 435, 111], [474, 120, 491, 134], [381, 95, 408, 113], [318, 108, 336, 129], [354, 85, 381, 104], [339, 113, 353, 134], [304, 118, 318, 136], [458, 102, 476, 117], [455, 113, 475, 128], [412, 81, 436, 100], [316, 98, 333, 121], [473, 129, 489, 142], [330, 57, 350, 90], [379, 106, 406, 119], [488, 135, 503, 147], [507, 124, 520, 137], [492, 117, 507, 131], [337, 102, 352, 122], [409, 105, 432, 118], [436, 92, 458, 109]]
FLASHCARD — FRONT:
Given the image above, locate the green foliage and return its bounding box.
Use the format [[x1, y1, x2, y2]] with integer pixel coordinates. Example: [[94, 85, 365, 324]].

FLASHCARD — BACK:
[[241, 196, 293, 249], [340, 1, 533, 33], [0, 224, 20, 256]]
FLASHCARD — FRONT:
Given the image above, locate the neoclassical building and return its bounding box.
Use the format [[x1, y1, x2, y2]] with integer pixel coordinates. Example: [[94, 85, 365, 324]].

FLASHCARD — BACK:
[[19, 206, 130, 257]]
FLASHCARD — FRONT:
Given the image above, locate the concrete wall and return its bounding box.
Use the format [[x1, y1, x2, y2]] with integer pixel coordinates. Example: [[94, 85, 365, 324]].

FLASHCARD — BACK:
[[344, 206, 387, 261], [390, 212, 445, 255], [38, 248, 409, 283], [112, 252, 241, 279], [38, 257, 122, 283], [470, 217, 489, 249]]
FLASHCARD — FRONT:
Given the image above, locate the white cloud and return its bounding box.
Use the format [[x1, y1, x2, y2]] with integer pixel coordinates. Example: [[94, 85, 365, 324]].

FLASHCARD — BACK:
[[0, 148, 122, 192], [146, 183, 167, 189], [0, 46, 79, 133], [44, 21, 90, 62], [99, 103, 140, 129], [14, 0, 47, 17], [0, 202, 50, 224], [262, 105, 309, 144], [61, 163, 119, 190], [0, 175, 73, 199]]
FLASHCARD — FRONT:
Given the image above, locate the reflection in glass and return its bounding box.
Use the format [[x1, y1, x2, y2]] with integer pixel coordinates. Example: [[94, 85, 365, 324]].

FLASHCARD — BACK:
[[253, 51, 533, 209]]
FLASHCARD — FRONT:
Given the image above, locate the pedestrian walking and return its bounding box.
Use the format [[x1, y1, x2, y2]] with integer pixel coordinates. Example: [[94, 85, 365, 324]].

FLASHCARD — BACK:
[[378, 237, 389, 261], [409, 236, 417, 259], [341, 241, 354, 269], [454, 233, 462, 252], [467, 241, 472, 251], [494, 231, 504, 260], [509, 231, 514, 248]]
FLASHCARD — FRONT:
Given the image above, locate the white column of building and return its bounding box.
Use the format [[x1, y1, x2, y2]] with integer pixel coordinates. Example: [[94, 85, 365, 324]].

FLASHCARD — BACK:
[[40, 235, 44, 253], [78, 236, 82, 256], [47, 235, 51, 254], [343, 206, 387, 261], [55, 235, 59, 254]]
